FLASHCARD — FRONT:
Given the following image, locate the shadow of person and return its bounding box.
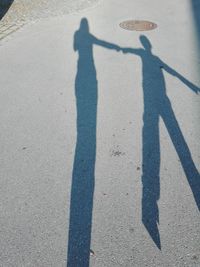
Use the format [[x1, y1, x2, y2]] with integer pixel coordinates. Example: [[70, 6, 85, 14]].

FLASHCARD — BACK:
[[0, 0, 14, 20], [122, 35, 200, 249], [67, 18, 120, 267]]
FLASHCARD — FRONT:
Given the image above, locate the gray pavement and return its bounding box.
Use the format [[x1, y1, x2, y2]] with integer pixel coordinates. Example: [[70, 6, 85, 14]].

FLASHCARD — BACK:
[[1, 0, 99, 23], [0, 0, 200, 266]]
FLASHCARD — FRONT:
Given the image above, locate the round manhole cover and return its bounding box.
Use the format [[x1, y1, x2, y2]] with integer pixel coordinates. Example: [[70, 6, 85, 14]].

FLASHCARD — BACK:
[[119, 20, 157, 31]]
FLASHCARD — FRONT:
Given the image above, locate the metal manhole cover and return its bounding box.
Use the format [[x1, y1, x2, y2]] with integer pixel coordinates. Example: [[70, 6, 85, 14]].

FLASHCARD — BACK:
[[119, 20, 157, 31]]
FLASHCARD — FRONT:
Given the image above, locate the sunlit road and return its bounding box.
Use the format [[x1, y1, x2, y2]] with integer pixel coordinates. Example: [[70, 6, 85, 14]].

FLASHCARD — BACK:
[[1, 0, 99, 23], [0, 0, 199, 266]]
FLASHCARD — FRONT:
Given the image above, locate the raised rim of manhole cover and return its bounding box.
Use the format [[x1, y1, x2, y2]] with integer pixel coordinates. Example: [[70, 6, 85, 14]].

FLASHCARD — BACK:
[[119, 20, 157, 31]]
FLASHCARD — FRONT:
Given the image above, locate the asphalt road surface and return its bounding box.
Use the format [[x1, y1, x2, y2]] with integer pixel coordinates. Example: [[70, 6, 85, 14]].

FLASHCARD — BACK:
[[0, 0, 199, 266], [1, 0, 99, 23]]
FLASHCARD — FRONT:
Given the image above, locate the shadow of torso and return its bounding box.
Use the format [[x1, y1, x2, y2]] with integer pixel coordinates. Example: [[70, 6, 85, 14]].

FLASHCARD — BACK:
[[141, 50, 168, 111]]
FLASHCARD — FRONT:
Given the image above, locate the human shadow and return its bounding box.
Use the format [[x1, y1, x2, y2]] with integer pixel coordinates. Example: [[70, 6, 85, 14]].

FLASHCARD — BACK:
[[0, 0, 14, 20], [122, 36, 200, 249], [67, 18, 120, 267]]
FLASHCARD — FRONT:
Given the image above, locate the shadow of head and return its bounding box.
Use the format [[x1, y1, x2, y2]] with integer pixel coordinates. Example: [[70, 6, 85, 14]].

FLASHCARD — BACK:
[[0, 0, 14, 20], [140, 35, 152, 51], [79, 17, 90, 33]]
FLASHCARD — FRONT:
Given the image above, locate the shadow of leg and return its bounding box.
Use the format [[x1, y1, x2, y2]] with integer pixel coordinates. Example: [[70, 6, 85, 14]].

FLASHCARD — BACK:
[[142, 108, 161, 249], [67, 71, 97, 266], [161, 98, 200, 211], [67, 128, 96, 267]]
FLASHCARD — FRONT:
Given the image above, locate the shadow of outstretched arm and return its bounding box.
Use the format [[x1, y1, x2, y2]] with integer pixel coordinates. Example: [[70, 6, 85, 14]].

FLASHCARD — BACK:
[[160, 61, 200, 94], [92, 35, 121, 51], [122, 47, 142, 56]]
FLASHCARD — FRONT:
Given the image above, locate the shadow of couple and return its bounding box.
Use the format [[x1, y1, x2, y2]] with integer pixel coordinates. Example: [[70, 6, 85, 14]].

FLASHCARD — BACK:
[[67, 18, 200, 266]]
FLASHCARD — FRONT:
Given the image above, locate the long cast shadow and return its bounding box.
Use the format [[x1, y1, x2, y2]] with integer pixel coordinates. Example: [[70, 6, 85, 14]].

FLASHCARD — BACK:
[[67, 18, 120, 267], [0, 0, 14, 20], [123, 36, 200, 249]]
